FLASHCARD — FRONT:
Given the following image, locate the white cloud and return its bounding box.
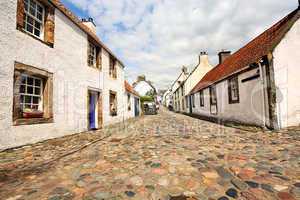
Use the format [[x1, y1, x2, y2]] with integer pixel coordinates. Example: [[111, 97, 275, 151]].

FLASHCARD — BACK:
[[65, 0, 297, 90]]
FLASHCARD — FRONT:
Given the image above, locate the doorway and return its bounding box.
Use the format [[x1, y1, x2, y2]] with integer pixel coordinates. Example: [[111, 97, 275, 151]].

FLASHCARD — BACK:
[[88, 90, 102, 130], [134, 97, 140, 117]]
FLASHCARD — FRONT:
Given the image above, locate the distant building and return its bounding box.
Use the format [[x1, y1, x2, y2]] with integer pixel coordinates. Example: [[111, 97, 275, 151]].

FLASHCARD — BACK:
[[184, 52, 213, 114], [124, 81, 141, 118], [171, 66, 189, 112], [188, 7, 300, 129]]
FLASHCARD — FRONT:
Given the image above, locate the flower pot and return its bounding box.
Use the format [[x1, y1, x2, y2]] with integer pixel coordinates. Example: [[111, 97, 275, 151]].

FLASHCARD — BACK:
[[23, 111, 44, 118]]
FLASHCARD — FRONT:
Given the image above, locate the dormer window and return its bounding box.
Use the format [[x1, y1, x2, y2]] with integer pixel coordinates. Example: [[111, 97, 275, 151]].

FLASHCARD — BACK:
[[24, 0, 44, 39], [88, 43, 97, 67]]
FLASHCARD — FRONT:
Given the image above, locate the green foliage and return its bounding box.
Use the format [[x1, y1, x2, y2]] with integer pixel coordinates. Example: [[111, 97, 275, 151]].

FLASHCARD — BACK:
[[140, 95, 154, 103]]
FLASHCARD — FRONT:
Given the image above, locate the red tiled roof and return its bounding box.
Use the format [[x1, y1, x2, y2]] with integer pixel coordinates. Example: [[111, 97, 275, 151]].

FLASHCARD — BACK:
[[49, 0, 125, 67], [190, 8, 300, 94], [125, 81, 140, 97]]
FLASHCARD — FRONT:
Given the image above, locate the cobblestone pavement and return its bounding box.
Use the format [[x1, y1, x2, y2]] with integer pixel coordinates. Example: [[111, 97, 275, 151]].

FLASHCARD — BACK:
[[0, 108, 299, 200]]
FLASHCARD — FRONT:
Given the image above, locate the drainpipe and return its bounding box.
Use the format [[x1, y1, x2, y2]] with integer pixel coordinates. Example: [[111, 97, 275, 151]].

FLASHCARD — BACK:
[[258, 61, 266, 128]]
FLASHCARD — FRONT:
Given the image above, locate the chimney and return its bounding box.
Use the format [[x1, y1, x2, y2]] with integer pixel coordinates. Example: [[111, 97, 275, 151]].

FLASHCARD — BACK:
[[199, 51, 209, 65], [82, 18, 96, 34], [218, 50, 231, 64], [298, 0, 300, 8]]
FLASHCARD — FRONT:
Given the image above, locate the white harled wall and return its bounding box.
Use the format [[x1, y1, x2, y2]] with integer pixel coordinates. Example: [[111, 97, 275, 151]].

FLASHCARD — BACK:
[[0, 0, 126, 150], [273, 17, 300, 128], [192, 68, 265, 127]]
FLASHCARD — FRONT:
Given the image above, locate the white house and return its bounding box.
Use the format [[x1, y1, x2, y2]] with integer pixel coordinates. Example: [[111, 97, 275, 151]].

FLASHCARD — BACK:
[[171, 66, 189, 112], [188, 7, 300, 129], [184, 52, 213, 114], [124, 81, 141, 119], [0, 0, 136, 150], [162, 89, 173, 109]]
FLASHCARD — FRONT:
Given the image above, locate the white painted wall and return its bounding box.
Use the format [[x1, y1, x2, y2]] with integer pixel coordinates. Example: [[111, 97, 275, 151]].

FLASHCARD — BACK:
[[273, 17, 300, 128], [0, 0, 126, 150], [184, 54, 213, 113], [124, 92, 139, 119], [192, 68, 265, 127]]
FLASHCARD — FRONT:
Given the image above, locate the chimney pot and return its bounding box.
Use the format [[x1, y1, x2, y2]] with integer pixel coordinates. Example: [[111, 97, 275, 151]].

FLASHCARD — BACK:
[[218, 50, 231, 64], [82, 17, 96, 34]]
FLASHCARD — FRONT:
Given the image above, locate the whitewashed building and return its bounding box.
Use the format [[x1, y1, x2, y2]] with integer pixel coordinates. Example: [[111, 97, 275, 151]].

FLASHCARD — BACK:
[[188, 7, 300, 129], [171, 67, 189, 112], [0, 0, 138, 150], [162, 89, 173, 109], [184, 52, 213, 114], [124, 81, 141, 119]]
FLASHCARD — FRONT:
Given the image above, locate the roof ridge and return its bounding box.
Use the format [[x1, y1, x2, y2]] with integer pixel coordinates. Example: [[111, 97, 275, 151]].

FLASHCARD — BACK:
[[189, 8, 300, 94], [49, 0, 125, 68]]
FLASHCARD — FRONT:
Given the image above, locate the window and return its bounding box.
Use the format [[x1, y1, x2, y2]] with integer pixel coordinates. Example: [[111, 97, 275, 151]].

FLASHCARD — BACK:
[[200, 90, 204, 107], [109, 56, 117, 78], [13, 62, 53, 125], [127, 94, 131, 111], [210, 85, 217, 105], [228, 76, 240, 104], [88, 43, 97, 67], [23, 0, 44, 38], [192, 94, 195, 108], [20, 74, 43, 112], [109, 91, 117, 116]]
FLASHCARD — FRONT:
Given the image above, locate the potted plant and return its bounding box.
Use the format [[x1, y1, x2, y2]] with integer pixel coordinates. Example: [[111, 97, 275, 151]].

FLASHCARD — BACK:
[[22, 108, 44, 118]]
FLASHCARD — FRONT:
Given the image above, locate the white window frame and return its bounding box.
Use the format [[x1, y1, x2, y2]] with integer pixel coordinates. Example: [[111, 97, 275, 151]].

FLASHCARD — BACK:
[[20, 74, 43, 112], [88, 43, 97, 67], [23, 0, 45, 39]]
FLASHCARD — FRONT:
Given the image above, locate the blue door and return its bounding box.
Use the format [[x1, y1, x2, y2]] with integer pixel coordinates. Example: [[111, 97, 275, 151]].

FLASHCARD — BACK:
[[89, 93, 97, 129], [134, 97, 140, 117]]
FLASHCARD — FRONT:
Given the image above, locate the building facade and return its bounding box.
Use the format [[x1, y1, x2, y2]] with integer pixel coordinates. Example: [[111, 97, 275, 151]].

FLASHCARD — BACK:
[[184, 52, 213, 114], [0, 0, 138, 150], [171, 67, 188, 112], [188, 8, 300, 129], [124, 81, 141, 119]]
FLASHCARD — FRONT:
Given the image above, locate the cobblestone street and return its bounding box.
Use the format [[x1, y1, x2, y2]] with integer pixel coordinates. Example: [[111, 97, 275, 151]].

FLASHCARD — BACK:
[[0, 108, 299, 200]]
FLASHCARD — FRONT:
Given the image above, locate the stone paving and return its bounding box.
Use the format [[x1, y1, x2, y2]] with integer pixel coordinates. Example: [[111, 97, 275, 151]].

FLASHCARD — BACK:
[[0, 108, 299, 200]]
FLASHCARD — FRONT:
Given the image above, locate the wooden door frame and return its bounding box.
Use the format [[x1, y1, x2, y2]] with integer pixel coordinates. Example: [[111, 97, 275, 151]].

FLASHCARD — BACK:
[[87, 88, 103, 130]]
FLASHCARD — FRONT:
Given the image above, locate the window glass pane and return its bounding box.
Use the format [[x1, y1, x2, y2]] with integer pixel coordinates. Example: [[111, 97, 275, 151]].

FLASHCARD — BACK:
[[20, 85, 26, 93], [27, 15, 34, 25], [32, 105, 39, 110], [26, 24, 33, 33], [29, 6, 35, 16], [27, 77, 34, 85], [34, 87, 41, 95], [35, 21, 41, 30], [37, 13, 42, 21], [25, 96, 32, 103], [33, 97, 39, 104], [34, 29, 40, 37], [21, 76, 27, 84], [34, 79, 41, 87], [27, 86, 34, 94], [37, 5, 43, 13], [25, 104, 31, 109]]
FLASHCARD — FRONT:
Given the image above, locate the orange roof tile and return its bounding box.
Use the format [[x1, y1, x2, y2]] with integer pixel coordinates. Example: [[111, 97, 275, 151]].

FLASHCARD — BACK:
[[190, 8, 300, 94], [125, 81, 140, 96]]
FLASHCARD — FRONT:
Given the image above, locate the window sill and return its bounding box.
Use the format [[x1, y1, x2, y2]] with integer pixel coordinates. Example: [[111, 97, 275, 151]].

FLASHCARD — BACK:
[[17, 28, 54, 48], [88, 65, 101, 70], [13, 118, 54, 126]]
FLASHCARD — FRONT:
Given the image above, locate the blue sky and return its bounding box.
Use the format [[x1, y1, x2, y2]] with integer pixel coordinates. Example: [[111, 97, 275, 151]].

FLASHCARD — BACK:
[[60, 0, 297, 90]]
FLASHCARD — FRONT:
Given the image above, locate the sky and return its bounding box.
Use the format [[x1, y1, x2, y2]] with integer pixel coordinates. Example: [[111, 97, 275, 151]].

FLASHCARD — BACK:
[[61, 0, 298, 90]]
